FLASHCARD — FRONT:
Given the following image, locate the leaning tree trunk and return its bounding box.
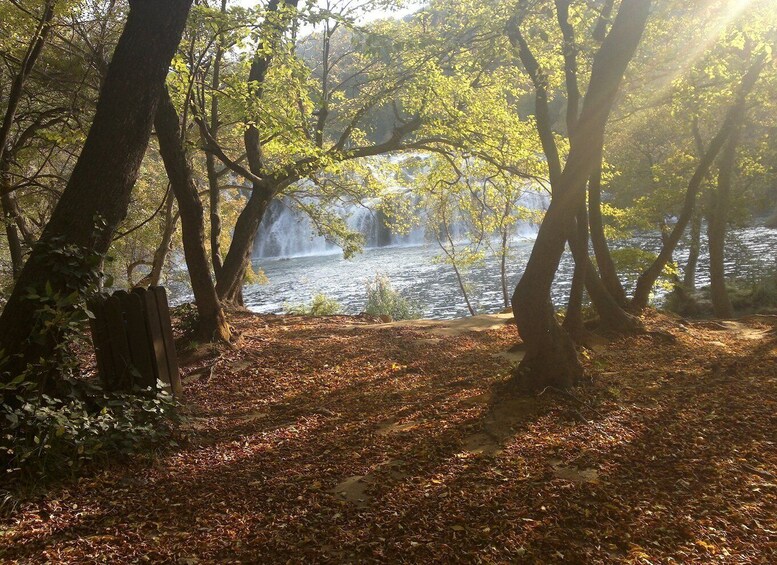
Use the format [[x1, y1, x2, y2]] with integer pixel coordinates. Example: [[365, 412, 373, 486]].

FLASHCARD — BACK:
[[708, 120, 742, 319], [214, 183, 274, 306], [155, 87, 231, 342], [588, 146, 627, 305], [206, 0, 228, 276], [511, 0, 651, 391], [0, 0, 192, 388], [211, 0, 298, 307], [631, 59, 764, 311]]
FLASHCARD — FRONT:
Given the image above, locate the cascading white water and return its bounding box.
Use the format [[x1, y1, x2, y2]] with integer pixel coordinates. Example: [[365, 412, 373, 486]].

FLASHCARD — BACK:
[[252, 189, 549, 259], [251, 153, 550, 259]]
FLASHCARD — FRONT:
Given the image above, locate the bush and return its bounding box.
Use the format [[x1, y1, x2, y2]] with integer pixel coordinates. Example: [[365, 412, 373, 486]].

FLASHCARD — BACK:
[[284, 293, 343, 316], [364, 275, 422, 320], [1, 381, 179, 483]]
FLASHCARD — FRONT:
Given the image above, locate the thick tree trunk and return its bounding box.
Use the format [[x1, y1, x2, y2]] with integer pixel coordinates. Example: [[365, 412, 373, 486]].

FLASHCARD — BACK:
[[155, 88, 231, 341], [0, 0, 192, 387], [588, 147, 627, 305], [683, 209, 702, 290], [708, 125, 741, 318], [511, 0, 650, 391], [631, 60, 763, 311]]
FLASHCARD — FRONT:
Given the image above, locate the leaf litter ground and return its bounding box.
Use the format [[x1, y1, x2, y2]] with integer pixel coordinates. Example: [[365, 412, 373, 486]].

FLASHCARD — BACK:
[[1, 311, 775, 563]]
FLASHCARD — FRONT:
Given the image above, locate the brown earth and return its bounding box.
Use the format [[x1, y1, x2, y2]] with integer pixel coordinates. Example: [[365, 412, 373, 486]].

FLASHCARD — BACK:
[[1, 311, 775, 563]]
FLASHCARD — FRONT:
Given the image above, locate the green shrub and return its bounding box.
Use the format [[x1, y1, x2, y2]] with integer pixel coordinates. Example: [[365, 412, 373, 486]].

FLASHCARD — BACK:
[[284, 293, 343, 316], [1, 382, 179, 483], [364, 274, 422, 320]]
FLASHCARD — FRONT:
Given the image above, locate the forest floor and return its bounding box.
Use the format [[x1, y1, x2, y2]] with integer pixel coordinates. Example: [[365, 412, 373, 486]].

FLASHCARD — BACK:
[[1, 310, 776, 563]]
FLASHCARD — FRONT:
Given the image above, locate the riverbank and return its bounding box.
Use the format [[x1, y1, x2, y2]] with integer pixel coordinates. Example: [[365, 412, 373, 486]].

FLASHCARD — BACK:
[[2, 311, 775, 562]]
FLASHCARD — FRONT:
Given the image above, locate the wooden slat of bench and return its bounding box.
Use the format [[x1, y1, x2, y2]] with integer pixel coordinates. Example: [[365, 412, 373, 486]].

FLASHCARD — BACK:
[[133, 287, 170, 389], [116, 290, 156, 389], [151, 286, 182, 396], [104, 294, 132, 390]]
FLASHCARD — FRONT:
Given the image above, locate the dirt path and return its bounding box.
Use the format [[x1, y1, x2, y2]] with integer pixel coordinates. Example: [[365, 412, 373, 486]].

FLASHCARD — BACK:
[[1, 311, 775, 563]]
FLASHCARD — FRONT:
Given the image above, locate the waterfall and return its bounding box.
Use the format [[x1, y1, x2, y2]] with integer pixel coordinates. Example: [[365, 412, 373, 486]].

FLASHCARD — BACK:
[[251, 157, 549, 259], [252, 192, 547, 259]]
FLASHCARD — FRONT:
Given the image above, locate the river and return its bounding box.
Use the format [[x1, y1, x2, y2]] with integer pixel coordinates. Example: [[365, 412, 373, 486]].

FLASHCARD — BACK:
[[237, 226, 777, 319]]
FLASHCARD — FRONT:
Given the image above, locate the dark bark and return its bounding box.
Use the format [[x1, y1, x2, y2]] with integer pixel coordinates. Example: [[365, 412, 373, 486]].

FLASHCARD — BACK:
[[506, 19, 562, 185], [583, 256, 642, 333], [555, 0, 588, 339], [592, 0, 616, 42], [213, 0, 299, 304], [206, 0, 228, 276], [566, 211, 642, 336], [588, 145, 627, 305], [1, 158, 24, 277], [215, 182, 275, 304], [155, 88, 231, 341], [631, 60, 764, 310], [708, 119, 743, 318], [511, 0, 651, 391], [0, 0, 192, 387], [1, 193, 24, 278]]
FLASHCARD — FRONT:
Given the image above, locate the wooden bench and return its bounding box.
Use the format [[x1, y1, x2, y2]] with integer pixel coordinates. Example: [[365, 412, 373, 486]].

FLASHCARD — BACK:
[[89, 286, 181, 395]]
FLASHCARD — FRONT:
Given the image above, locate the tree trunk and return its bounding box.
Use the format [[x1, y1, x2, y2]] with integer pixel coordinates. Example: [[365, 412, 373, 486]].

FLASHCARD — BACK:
[[155, 88, 231, 341], [583, 256, 642, 333], [1, 159, 24, 277], [215, 183, 274, 305], [683, 209, 702, 290], [566, 207, 642, 336], [708, 123, 742, 319], [511, 0, 650, 391], [206, 0, 227, 276], [212, 0, 298, 305], [588, 146, 627, 305], [1, 193, 25, 278], [0, 0, 192, 388], [631, 60, 764, 310]]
